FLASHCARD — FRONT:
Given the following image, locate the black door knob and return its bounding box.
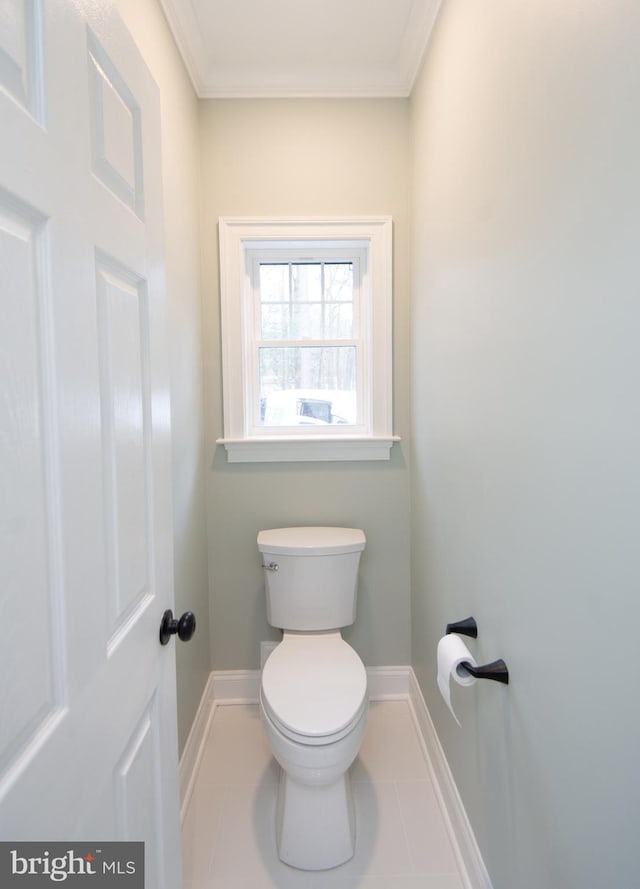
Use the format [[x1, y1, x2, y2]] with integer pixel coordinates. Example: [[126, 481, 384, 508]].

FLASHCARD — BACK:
[[159, 609, 196, 645]]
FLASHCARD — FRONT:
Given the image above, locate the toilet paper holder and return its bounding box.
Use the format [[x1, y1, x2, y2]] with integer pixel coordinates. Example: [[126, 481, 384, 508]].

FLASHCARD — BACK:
[[458, 658, 509, 684], [445, 616, 478, 638], [445, 616, 509, 685]]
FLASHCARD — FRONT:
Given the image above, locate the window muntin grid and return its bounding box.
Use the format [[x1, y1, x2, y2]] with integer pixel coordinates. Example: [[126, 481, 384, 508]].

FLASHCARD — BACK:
[[250, 252, 366, 433]]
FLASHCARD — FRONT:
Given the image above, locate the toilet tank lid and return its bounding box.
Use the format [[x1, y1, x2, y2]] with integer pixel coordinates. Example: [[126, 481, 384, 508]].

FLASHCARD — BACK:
[[257, 526, 365, 555]]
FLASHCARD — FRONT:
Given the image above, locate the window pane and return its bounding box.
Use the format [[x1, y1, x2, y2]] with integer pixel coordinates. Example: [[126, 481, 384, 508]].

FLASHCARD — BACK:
[[260, 264, 289, 302], [261, 301, 328, 340], [324, 302, 353, 338], [261, 303, 289, 339], [290, 302, 322, 339], [259, 346, 357, 426], [291, 263, 322, 302], [324, 263, 353, 301]]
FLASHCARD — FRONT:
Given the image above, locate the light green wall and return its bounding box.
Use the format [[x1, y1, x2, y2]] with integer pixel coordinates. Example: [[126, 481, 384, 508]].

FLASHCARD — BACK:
[[114, 0, 211, 754], [111, 5, 640, 882], [410, 2, 640, 887], [200, 99, 412, 669]]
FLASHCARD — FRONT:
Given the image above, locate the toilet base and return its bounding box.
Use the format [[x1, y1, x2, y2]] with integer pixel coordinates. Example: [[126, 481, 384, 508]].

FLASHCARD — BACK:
[[276, 767, 356, 870]]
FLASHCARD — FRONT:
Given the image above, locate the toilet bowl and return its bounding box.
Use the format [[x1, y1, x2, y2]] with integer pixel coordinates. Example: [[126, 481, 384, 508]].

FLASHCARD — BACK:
[[257, 527, 368, 871], [260, 632, 368, 870]]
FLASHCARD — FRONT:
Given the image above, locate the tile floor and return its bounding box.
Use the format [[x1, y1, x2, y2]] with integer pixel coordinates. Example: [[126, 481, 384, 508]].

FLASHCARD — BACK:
[[182, 700, 464, 889]]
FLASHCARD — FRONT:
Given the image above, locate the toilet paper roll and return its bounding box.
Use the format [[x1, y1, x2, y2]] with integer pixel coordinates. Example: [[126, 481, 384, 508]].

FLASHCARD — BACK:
[[437, 634, 478, 726]]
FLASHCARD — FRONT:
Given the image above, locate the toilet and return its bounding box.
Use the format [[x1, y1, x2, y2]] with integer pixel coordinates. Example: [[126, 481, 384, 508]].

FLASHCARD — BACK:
[[257, 526, 368, 871]]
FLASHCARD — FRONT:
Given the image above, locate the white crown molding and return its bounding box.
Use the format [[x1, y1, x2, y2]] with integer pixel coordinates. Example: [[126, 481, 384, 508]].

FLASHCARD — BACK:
[[401, 0, 444, 93], [158, 0, 209, 96], [197, 80, 413, 100], [158, 0, 442, 99]]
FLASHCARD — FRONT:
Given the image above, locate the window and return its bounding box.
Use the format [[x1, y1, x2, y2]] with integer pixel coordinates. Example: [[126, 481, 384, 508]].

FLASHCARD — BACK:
[[218, 217, 397, 462]]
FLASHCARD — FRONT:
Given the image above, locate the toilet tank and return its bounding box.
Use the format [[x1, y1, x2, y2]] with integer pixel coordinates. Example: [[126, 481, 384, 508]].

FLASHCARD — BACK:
[[257, 527, 366, 631]]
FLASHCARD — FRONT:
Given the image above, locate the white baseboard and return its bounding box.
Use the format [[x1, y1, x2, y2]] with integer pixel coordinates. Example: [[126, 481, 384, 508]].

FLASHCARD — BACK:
[[407, 671, 494, 889], [200, 664, 414, 707], [178, 671, 217, 818], [211, 668, 261, 703], [179, 665, 493, 889], [366, 664, 412, 699]]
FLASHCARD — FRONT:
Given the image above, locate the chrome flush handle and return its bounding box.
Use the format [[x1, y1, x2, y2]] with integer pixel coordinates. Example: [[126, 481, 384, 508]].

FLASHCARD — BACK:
[[262, 561, 279, 571]]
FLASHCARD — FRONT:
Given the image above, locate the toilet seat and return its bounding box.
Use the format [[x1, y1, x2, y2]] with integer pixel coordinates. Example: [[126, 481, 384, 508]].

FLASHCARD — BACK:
[[261, 633, 367, 746]]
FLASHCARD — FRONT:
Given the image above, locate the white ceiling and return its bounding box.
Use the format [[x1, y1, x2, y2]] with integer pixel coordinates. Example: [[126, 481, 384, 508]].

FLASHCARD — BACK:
[[159, 0, 442, 98]]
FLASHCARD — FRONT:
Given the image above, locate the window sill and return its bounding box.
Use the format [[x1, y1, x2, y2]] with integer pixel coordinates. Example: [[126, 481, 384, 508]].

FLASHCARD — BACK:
[[216, 435, 401, 463]]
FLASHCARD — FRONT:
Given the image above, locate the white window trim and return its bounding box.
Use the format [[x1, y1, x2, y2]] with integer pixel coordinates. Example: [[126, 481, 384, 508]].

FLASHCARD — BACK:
[[217, 216, 398, 462]]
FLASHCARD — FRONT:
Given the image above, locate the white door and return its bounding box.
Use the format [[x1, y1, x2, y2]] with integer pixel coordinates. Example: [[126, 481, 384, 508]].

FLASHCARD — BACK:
[[0, 1, 182, 885]]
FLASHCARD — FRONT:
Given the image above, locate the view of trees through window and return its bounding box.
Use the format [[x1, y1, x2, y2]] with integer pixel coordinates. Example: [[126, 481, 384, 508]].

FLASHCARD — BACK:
[[257, 261, 358, 426]]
